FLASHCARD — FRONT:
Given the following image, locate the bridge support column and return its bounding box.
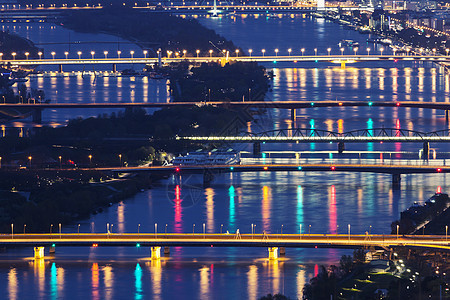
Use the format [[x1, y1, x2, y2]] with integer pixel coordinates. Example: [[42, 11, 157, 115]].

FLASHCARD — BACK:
[[58, 64, 63, 73], [112, 63, 117, 73], [422, 142, 429, 159], [151, 246, 161, 260], [34, 247, 44, 259], [158, 48, 162, 68], [49, 245, 56, 254], [203, 170, 215, 188], [279, 247, 286, 256], [32, 108, 42, 124], [253, 142, 261, 156], [340, 61, 346, 69], [164, 246, 170, 256], [290, 109, 296, 122], [392, 174, 401, 189], [338, 142, 345, 154], [268, 247, 278, 260], [446, 110, 449, 121]]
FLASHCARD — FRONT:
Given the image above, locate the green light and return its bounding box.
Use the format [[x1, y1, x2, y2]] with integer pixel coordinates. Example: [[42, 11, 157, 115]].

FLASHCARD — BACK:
[[230, 167, 234, 171], [310, 102, 314, 106], [298, 166, 302, 170], [273, 61, 277, 63], [315, 60, 318, 63], [368, 102, 373, 106], [52, 244, 55, 247], [136, 243, 140, 248]]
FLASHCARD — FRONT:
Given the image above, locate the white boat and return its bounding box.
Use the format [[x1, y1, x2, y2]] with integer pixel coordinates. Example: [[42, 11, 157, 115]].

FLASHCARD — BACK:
[[172, 150, 241, 166]]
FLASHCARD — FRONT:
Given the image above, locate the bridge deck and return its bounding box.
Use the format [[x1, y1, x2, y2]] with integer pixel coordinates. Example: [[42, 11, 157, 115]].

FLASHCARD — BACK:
[[1, 233, 449, 250]]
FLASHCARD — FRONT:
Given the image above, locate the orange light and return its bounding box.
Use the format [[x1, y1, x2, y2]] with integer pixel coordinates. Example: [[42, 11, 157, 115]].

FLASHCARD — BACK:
[[293, 60, 297, 63], [92, 243, 98, 247], [437, 186, 442, 193], [263, 166, 268, 170], [338, 102, 343, 106]]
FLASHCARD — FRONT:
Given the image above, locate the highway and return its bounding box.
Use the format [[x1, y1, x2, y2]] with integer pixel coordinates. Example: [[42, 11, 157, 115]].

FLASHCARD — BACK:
[[1, 233, 448, 251]]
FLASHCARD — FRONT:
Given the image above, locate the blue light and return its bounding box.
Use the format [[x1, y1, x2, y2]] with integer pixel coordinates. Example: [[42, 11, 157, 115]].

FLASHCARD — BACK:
[[310, 102, 314, 106], [230, 166, 234, 171], [298, 166, 302, 170], [273, 61, 277, 63], [136, 243, 140, 248]]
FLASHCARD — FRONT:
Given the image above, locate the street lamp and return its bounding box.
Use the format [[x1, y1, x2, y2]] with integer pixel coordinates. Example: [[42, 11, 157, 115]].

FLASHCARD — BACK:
[[274, 48, 279, 56], [446, 49, 449, 56], [11, 52, 16, 60], [0, 53, 3, 61], [393, 49, 396, 56], [196, 49, 200, 57], [446, 225, 448, 241], [396, 224, 399, 239], [23, 224, 26, 234], [118, 154, 122, 166], [235, 49, 239, 57], [248, 49, 252, 57], [380, 48, 384, 56], [38, 51, 42, 59], [348, 224, 350, 241], [288, 48, 292, 56], [88, 154, 92, 166], [117, 50, 121, 58], [182, 50, 186, 58], [327, 48, 331, 56], [261, 49, 266, 56], [314, 48, 317, 56], [103, 51, 108, 59], [130, 50, 134, 59], [58, 156, 62, 168], [193, 224, 195, 235], [25, 52, 29, 60], [301, 48, 305, 56], [51, 51, 56, 59], [366, 48, 370, 56], [340, 48, 344, 56], [143, 50, 148, 58], [77, 51, 82, 59], [353, 47, 358, 56], [138, 223, 140, 235], [432, 48, 436, 56], [28, 156, 32, 168], [64, 51, 68, 59], [78, 224, 80, 235], [209, 49, 213, 57]]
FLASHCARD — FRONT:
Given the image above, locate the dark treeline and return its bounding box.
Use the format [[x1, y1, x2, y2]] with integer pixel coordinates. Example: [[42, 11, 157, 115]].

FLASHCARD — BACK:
[[0, 30, 42, 60]]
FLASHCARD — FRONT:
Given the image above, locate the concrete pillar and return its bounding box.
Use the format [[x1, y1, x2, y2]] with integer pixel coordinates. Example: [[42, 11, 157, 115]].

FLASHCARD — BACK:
[[34, 246, 44, 259], [164, 246, 170, 255], [49, 245, 56, 254], [291, 109, 296, 122], [422, 142, 429, 159], [112, 63, 117, 73], [253, 142, 261, 156], [392, 174, 401, 189], [446, 110, 449, 121], [32, 108, 42, 124], [58, 64, 63, 73], [338, 142, 345, 154], [279, 247, 286, 256], [151, 246, 161, 260], [268, 247, 278, 260], [340, 61, 346, 69]]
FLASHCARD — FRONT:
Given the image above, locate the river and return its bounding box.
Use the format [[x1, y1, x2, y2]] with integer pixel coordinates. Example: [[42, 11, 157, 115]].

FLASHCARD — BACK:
[[0, 14, 449, 299]]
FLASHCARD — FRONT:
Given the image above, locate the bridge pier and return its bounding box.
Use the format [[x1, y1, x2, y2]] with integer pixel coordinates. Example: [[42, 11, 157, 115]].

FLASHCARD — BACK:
[[34, 246, 44, 259], [112, 63, 117, 73], [203, 170, 215, 188], [290, 109, 296, 122], [32, 108, 42, 124], [253, 142, 261, 156], [338, 142, 345, 154], [268, 247, 278, 260], [340, 61, 346, 69], [151, 246, 161, 260], [392, 174, 401, 189], [58, 64, 63, 73], [279, 247, 286, 256], [49, 245, 56, 254], [446, 110, 449, 121], [158, 48, 162, 68], [422, 142, 429, 159], [164, 246, 170, 256]]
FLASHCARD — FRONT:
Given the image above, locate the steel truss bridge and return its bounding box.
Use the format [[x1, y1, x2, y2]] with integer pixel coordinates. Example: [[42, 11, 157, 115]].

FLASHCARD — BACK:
[[177, 128, 450, 143]]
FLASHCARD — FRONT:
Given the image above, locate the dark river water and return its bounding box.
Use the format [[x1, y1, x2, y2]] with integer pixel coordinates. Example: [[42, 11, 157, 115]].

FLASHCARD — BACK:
[[1, 14, 449, 299]]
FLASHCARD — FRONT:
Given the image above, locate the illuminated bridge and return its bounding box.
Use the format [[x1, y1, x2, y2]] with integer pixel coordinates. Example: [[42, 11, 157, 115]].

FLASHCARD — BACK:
[[5, 101, 450, 123], [2, 233, 449, 260], [3, 54, 450, 71]]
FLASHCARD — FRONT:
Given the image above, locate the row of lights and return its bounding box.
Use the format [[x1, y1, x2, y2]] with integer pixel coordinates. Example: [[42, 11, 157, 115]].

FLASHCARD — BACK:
[[6, 47, 450, 61]]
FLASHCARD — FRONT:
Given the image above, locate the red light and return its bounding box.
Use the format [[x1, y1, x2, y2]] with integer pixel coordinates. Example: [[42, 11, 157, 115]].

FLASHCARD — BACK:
[[437, 186, 442, 193], [396, 102, 400, 106], [394, 59, 398, 62], [380, 141, 383, 144], [437, 168, 441, 172], [331, 166, 335, 170], [315, 246, 318, 248], [263, 166, 268, 170], [211, 245, 213, 247], [175, 167, 180, 172]]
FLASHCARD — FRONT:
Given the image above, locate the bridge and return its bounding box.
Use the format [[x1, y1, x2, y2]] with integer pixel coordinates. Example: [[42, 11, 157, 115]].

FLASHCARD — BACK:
[[5, 101, 450, 123], [3, 54, 449, 71], [2, 233, 449, 260]]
